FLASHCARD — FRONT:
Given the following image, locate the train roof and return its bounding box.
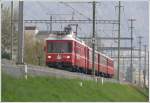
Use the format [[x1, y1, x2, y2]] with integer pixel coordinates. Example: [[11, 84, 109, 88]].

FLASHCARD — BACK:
[[87, 47, 113, 61], [45, 32, 113, 61], [45, 31, 87, 46]]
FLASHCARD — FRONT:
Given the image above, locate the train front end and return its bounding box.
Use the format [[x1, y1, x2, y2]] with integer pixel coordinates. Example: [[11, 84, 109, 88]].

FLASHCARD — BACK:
[[45, 40, 73, 69]]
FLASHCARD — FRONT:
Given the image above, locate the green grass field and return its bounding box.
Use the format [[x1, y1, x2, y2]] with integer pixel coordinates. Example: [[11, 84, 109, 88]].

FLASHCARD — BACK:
[[2, 72, 149, 102]]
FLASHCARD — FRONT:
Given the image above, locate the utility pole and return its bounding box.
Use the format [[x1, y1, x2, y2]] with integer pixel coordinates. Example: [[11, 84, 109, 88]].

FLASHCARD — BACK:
[[47, 14, 73, 33], [0, 3, 1, 54], [72, 11, 75, 20], [110, 44, 113, 57], [50, 16, 52, 33], [117, 1, 122, 81], [92, 1, 96, 77], [143, 45, 147, 87], [138, 36, 143, 86], [148, 50, 149, 87], [17, 1, 24, 64], [11, 1, 13, 60], [70, 24, 78, 36], [75, 24, 78, 35], [128, 18, 136, 83], [122, 56, 125, 80]]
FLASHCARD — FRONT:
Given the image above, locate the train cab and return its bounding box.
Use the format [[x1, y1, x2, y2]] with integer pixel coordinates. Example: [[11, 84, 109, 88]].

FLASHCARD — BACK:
[[45, 39, 73, 68]]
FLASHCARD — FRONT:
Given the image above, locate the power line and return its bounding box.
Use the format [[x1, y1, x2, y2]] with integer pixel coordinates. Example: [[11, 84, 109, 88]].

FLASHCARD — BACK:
[[36, 1, 51, 12], [22, 19, 118, 24], [60, 2, 92, 20], [122, 5, 138, 51], [25, 2, 42, 20], [122, 5, 139, 50], [46, 14, 73, 33], [36, 1, 46, 12], [79, 37, 131, 40]]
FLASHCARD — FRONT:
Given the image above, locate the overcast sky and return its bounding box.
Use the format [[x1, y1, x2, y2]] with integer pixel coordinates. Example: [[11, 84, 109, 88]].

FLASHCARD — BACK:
[[2, 0, 149, 72], [24, 1, 149, 48], [2, 0, 149, 48]]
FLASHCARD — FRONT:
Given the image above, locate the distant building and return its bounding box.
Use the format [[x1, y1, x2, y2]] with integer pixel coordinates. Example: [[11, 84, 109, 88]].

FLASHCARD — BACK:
[[36, 29, 76, 40], [36, 31, 50, 40], [25, 26, 38, 37], [12, 26, 39, 60], [24, 26, 39, 42], [132, 68, 146, 87]]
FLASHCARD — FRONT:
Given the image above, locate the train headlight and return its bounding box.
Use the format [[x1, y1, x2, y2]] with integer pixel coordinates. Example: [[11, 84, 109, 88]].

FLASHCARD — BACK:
[[66, 56, 70, 59], [48, 56, 51, 59]]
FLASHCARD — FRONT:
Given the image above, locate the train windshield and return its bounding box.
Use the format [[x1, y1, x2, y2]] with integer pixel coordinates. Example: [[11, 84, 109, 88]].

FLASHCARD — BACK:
[[47, 41, 72, 53]]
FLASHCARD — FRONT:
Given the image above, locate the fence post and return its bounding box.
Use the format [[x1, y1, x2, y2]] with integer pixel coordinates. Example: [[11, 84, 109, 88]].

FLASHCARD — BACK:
[[24, 64, 27, 79]]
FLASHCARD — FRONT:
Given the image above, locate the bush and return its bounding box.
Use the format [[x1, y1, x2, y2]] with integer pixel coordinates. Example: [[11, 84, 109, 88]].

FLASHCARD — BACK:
[[24, 33, 45, 66]]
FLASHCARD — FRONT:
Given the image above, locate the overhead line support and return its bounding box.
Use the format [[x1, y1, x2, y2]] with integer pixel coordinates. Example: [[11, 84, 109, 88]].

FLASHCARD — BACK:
[[92, 1, 96, 77], [128, 18, 136, 83]]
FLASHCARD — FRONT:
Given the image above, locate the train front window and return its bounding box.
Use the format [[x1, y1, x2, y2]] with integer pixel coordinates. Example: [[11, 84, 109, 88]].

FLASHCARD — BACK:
[[47, 41, 72, 53]]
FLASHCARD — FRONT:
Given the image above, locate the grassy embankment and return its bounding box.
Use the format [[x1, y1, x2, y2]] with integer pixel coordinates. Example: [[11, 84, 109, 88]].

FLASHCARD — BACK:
[[2, 72, 149, 102]]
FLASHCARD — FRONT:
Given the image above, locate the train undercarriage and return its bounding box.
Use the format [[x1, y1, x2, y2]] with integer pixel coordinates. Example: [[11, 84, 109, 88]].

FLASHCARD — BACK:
[[46, 62, 112, 78]]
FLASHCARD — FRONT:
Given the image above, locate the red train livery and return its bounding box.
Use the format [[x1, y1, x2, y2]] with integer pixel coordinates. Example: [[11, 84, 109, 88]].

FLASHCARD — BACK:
[[44, 28, 114, 78]]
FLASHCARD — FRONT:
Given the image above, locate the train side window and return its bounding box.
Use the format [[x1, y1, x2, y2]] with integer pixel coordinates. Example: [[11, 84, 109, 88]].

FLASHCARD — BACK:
[[108, 60, 113, 67], [100, 55, 107, 65], [47, 42, 53, 53], [89, 50, 92, 61], [68, 42, 72, 52]]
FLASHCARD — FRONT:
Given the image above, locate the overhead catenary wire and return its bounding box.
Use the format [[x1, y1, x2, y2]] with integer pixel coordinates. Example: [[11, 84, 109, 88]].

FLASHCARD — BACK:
[[60, 2, 92, 20], [121, 4, 139, 49]]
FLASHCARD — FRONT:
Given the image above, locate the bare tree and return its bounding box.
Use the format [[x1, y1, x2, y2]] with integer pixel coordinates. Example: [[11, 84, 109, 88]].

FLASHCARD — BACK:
[[24, 33, 45, 65], [1, 5, 18, 59]]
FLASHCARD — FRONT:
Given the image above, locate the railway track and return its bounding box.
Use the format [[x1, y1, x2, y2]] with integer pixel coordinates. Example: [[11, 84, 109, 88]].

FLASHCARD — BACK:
[[1, 59, 129, 85]]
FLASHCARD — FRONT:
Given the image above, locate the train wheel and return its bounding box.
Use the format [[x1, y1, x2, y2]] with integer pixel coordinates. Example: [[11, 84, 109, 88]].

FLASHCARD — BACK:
[[85, 69, 88, 74], [107, 74, 110, 78], [102, 73, 105, 77], [104, 74, 107, 78], [106, 74, 109, 78], [99, 72, 103, 77], [79, 68, 83, 73], [77, 67, 80, 72], [98, 72, 100, 76], [67, 67, 72, 72], [71, 67, 75, 72], [87, 69, 91, 74], [72, 66, 78, 72], [104, 74, 108, 78], [95, 72, 98, 76]]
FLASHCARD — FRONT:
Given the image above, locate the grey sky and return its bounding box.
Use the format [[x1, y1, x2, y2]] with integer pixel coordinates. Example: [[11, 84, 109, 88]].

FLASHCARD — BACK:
[[23, 1, 149, 48], [1, 0, 149, 74], [2, 0, 149, 48]]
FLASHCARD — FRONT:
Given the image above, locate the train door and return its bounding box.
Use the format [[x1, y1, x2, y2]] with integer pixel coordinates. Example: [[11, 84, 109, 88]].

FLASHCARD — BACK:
[[87, 48, 89, 73], [75, 42, 80, 68], [107, 58, 109, 76], [99, 54, 102, 74], [74, 41, 77, 67], [84, 47, 86, 72]]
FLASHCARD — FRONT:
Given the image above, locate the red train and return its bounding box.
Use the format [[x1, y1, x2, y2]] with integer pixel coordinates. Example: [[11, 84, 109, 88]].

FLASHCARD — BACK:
[[44, 26, 114, 78]]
